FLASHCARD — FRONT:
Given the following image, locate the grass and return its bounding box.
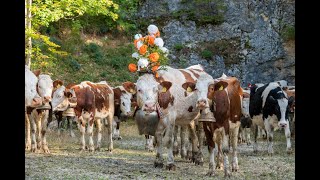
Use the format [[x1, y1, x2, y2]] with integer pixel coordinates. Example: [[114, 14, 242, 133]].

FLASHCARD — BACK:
[[26, 119, 295, 179]]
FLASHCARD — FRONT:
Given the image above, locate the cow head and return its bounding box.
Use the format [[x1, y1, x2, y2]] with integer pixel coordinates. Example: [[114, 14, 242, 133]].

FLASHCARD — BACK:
[[265, 86, 291, 128], [51, 81, 77, 112], [37, 75, 53, 104], [120, 82, 136, 116], [25, 66, 43, 107], [136, 74, 172, 113]]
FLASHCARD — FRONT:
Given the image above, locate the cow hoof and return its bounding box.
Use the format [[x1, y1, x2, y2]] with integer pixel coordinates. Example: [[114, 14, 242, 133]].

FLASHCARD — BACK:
[[224, 172, 231, 178], [42, 146, 50, 154], [232, 167, 239, 172], [287, 148, 293, 154], [166, 164, 176, 171], [88, 146, 95, 152], [154, 162, 164, 168], [206, 171, 216, 177], [173, 150, 179, 157], [247, 142, 251, 146], [107, 150, 113, 154], [37, 142, 42, 150], [85, 145, 88, 150], [216, 164, 224, 170], [25, 143, 31, 151], [95, 146, 101, 151], [195, 160, 204, 166]]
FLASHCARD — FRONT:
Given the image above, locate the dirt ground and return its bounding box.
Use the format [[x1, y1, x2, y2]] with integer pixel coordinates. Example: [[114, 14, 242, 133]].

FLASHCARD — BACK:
[[25, 119, 295, 179]]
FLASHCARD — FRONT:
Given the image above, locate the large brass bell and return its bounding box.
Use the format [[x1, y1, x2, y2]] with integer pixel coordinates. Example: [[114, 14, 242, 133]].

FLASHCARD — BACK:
[[198, 108, 216, 122]]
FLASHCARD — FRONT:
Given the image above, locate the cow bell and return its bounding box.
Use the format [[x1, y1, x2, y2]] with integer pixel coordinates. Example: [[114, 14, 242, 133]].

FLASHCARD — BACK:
[[62, 107, 76, 117], [198, 108, 216, 122]]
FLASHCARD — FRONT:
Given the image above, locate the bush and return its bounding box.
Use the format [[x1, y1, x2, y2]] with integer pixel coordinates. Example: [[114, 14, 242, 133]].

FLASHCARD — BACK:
[[65, 57, 81, 71], [282, 25, 295, 41], [201, 50, 213, 59], [174, 43, 184, 51]]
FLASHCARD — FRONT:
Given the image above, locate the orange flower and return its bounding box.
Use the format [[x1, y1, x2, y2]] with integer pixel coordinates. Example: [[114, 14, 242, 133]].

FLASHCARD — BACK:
[[134, 39, 139, 48], [155, 72, 159, 78], [148, 36, 155, 46], [128, 63, 137, 72], [152, 65, 159, 72], [139, 45, 148, 55], [149, 52, 160, 62], [155, 31, 160, 37]]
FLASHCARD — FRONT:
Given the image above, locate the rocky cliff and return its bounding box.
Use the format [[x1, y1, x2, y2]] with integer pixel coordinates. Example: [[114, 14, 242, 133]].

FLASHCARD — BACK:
[[136, 0, 295, 86]]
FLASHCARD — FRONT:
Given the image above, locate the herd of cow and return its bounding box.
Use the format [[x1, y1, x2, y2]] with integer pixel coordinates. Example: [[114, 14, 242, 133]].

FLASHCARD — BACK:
[[25, 64, 295, 177]]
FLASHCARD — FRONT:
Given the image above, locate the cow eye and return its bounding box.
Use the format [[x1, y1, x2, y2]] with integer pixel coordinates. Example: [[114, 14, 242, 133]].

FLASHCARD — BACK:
[[122, 102, 125, 106], [138, 89, 142, 93]]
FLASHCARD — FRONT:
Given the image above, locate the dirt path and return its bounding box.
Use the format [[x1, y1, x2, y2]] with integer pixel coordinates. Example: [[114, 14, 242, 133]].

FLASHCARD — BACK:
[[25, 120, 295, 179]]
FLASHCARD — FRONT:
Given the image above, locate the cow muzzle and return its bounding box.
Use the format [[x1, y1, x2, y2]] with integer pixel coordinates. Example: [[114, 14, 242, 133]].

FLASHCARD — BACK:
[[31, 97, 42, 107], [43, 96, 52, 104], [278, 120, 288, 128], [196, 99, 208, 109], [143, 102, 156, 113]]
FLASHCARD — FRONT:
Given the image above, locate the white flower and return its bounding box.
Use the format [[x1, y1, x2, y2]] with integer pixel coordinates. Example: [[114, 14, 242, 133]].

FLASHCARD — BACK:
[[148, 25, 159, 35], [154, 38, 164, 47], [137, 58, 149, 71], [132, 52, 139, 59], [137, 41, 143, 50], [134, 34, 142, 40], [160, 47, 169, 54]]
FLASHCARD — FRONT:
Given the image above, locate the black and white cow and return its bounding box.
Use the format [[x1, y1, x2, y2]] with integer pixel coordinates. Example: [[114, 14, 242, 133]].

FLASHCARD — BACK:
[[249, 82, 294, 154]]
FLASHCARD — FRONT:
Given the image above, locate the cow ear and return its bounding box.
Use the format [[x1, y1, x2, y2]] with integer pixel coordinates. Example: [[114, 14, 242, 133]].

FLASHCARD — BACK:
[[159, 81, 172, 93], [214, 81, 228, 91], [182, 82, 196, 92], [288, 96, 295, 106], [53, 80, 64, 89], [122, 81, 136, 94], [33, 69, 41, 77], [268, 96, 277, 104]]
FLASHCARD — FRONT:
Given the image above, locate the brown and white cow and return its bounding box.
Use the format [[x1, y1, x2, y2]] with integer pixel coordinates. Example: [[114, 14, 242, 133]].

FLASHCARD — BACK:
[[184, 73, 243, 177], [26, 73, 54, 153], [52, 81, 114, 152], [135, 65, 207, 170], [112, 81, 136, 140], [50, 80, 77, 137], [25, 66, 43, 151]]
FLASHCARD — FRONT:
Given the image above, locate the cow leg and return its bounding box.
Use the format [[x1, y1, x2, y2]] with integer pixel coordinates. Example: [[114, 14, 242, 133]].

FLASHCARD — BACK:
[[145, 135, 154, 152], [252, 124, 258, 153], [35, 113, 42, 150], [95, 118, 102, 151], [264, 119, 274, 155], [188, 121, 199, 163], [215, 130, 224, 170], [30, 113, 38, 152], [77, 117, 86, 151], [230, 121, 240, 172], [203, 122, 216, 176], [165, 122, 176, 171], [112, 116, 122, 140], [67, 116, 75, 137], [25, 113, 31, 150], [238, 127, 243, 143], [245, 128, 251, 145], [87, 119, 95, 152], [180, 126, 188, 159], [195, 121, 204, 166], [105, 115, 114, 152], [284, 120, 292, 153], [41, 110, 50, 153], [222, 129, 231, 177], [173, 125, 179, 157], [56, 113, 62, 136], [154, 127, 165, 168]]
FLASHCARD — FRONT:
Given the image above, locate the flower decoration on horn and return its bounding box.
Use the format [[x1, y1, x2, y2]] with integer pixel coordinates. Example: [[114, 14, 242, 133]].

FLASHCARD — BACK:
[[128, 24, 169, 75]]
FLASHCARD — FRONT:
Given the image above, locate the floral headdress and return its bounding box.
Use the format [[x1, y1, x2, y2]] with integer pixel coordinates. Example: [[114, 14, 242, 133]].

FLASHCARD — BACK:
[[128, 25, 169, 76]]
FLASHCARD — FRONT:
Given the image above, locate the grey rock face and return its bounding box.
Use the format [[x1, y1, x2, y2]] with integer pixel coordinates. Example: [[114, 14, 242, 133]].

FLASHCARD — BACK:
[[136, 0, 295, 86]]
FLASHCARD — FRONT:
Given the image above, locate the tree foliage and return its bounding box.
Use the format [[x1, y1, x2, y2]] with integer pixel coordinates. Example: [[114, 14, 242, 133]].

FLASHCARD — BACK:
[[26, 0, 119, 67]]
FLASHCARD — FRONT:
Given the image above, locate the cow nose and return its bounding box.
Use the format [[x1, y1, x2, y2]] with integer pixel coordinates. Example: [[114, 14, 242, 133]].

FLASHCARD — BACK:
[[32, 97, 42, 107], [144, 103, 155, 111], [44, 96, 52, 102], [197, 99, 207, 108], [279, 122, 287, 128]]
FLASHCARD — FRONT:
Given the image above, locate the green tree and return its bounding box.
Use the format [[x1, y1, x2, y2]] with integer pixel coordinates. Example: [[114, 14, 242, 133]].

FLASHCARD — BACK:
[[25, 0, 119, 68]]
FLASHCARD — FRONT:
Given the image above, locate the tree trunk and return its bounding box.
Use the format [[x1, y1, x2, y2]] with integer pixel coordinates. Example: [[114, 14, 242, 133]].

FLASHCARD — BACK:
[[25, 0, 32, 68]]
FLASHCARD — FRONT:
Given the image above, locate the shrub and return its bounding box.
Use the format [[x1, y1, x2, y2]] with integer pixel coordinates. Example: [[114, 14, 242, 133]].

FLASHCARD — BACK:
[[174, 43, 184, 51], [201, 50, 213, 59]]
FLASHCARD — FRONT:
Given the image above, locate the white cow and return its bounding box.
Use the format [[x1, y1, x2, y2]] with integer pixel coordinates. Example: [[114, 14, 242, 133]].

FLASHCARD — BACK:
[[135, 65, 207, 170]]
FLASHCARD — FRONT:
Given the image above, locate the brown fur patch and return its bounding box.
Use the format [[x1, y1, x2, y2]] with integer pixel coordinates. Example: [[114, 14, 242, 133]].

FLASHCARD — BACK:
[[160, 81, 172, 91], [243, 92, 250, 98], [33, 70, 41, 77], [53, 80, 64, 89], [85, 82, 113, 112], [188, 106, 193, 112], [158, 90, 174, 109], [113, 88, 122, 105], [66, 83, 77, 89], [188, 69, 200, 78], [179, 70, 196, 83], [122, 82, 136, 94]]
